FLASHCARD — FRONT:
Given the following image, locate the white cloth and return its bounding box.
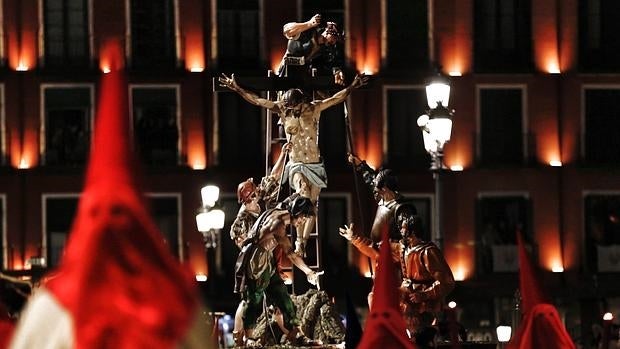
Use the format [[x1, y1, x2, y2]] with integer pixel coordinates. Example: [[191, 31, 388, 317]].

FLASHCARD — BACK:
[[283, 161, 327, 190], [9, 288, 74, 349]]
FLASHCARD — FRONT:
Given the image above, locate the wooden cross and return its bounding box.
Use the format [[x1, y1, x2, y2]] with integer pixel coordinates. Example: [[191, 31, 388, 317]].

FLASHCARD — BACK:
[[212, 75, 338, 92]]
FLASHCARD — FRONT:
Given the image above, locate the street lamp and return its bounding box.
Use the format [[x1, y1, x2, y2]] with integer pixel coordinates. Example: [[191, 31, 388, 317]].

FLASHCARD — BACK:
[[417, 74, 454, 250], [496, 325, 512, 348], [196, 185, 225, 248]]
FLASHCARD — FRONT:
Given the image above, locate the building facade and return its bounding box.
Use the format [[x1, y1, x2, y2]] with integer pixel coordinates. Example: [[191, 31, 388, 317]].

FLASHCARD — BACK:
[[1, 0, 619, 346]]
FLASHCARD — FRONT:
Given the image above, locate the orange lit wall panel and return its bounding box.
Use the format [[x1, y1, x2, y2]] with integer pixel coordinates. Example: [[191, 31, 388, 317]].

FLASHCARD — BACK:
[[560, 76, 581, 165], [530, 77, 560, 164], [4, 0, 20, 70], [349, 92, 382, 169], [445, 76, 475, 169], [186, 117, 206, 170], [445, 173, 476, 280], [447, 0, 473, 75], [180, 0, 205, 72], [356, 0, 381, 75], [181, 75, 207, 168], [188, 239, 208, 277], [93, 0, 126, 69], [531, 175, 563, 271], [5, 0, 38, 71], [532, 1, 560, 73], [23, 77, 41, 168]]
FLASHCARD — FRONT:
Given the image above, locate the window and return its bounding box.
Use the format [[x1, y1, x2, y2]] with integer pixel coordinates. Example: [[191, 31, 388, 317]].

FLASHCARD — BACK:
[[43, 0, 90, 68], [43, 194, 182, 268], [131, 86, 179, 166], [579, 0, 620, 72], [385, 0, 428, 71], [43, 195, 79, 268], [217, 92, 262, 169], [475, 194, 532, 274], [216, 0, 259, 69], [477, 87, 525, 166], [146, 194, 181, 257], [584, 193, 620, 272], [473, 0, 531, 72], [42, 86, 93, 166], [130, 0, 176, 69], [583, 88, 620, 165], [385, 87, 430, 170]]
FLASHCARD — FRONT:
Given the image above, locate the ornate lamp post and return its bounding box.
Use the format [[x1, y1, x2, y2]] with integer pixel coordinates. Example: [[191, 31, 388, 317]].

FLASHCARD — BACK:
[[417, 75, 454, 250], [195, 185, 225, 248]]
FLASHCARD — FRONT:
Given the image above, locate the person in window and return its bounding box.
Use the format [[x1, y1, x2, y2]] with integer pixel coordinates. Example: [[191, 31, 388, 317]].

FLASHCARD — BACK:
[[219, 73, 368, 256], [339, 204, 455, 346], [278, 14, 345, 90], [348, 153, 412, 243], [233, 196, 322, 347]]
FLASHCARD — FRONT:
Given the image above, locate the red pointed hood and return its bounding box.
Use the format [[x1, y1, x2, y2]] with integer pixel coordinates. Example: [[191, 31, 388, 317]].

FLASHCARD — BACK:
[[516, 230, 548, 313], [357, 230, 416, 349], [507, 232, 574, 349], [507, 304, 576, 349], [84, 39, 138, 192], [45, 41, 198, 349]]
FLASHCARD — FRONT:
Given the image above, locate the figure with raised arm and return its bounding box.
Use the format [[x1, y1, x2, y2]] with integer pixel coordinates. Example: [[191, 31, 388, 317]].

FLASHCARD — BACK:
[[348, 154, 412, 242], [229, 143, 291, 346], [339, 204, 455, 346], [219, 73, 369, 256], [233, 196, 323, 346], [279, 14, 345, 88]]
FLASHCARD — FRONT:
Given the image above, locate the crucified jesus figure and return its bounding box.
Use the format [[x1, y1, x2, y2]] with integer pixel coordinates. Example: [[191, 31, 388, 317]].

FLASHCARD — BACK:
[[219, 73, 368, 255]]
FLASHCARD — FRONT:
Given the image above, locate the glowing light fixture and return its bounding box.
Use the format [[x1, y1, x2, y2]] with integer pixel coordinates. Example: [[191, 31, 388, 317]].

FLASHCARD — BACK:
[[196, 185, 225, 248], [549, 160, 562, 167], [18, 158, 30, 169], [496, 325, 512, 343], [16, 62, 29, 71]]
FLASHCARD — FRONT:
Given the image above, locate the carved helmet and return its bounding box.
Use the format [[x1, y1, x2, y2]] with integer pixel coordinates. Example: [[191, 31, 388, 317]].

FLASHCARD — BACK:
[[289, 196, 315, 218], [282, 88, 304, 108], [237, 178, 256, 204]]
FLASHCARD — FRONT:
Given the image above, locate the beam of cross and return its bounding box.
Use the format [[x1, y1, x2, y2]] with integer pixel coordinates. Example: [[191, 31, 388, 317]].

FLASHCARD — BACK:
[[212, 75, 337, 92]]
